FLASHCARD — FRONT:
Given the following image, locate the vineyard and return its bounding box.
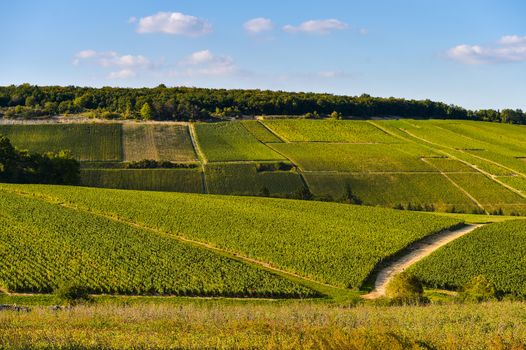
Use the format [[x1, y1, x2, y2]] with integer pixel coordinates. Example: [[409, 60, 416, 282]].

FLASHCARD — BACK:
[[0, 184, 462, 289], [409, 220, 526, 296], [122, 124, 197, 162], [204, 162, 304, 197], [194, 122, 285, 162], [261, 119, 397, 143], [80, 169, 204, 193], [1, 119, 526, 215], [0, 123, 122, 161], [0, 188, 315, 297]]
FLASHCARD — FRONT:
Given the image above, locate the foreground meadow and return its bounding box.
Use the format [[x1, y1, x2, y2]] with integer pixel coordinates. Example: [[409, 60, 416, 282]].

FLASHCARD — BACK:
[[1, 301, 525, 349]]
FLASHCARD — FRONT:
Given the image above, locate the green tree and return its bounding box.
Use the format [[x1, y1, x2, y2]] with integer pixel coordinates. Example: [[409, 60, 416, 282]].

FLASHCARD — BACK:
[[385, 272, 424, 302], [461, 275, 497, 302], [330, 111, 343, 120], [140, 102, 152, 120]]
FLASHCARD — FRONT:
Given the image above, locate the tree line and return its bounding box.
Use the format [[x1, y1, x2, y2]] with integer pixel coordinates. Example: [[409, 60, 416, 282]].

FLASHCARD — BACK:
[[0, 84, 524, 124], [0, 135, 80, 184]]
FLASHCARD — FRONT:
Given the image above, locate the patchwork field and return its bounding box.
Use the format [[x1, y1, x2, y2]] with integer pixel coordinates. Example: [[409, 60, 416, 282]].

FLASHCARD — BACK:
[[2, 119, 526, 215], [270, 142, 437, 172], [194, 122, 285, 162], [410, 220, 526, 296], [305, 173, 479, 212]]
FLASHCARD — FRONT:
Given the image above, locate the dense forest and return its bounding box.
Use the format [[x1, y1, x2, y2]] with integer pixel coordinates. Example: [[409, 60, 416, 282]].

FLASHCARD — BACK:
[[0, 136, 79, 184], [0, 84, 524, 124]]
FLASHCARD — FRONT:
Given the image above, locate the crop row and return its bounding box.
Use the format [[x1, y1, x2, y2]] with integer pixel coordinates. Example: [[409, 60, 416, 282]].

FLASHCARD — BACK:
[[0, 189, 315, 297], [1, 184, 463, 289], [409, 220, 526, 296]]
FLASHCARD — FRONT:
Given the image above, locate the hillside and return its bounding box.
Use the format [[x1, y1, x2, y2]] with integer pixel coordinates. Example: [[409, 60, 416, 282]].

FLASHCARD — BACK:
[[3, 118, 526, 216], [0, 183, 462, 297]]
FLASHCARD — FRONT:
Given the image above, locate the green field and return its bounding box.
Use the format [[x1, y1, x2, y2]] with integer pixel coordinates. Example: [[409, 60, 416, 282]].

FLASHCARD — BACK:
[[241, 120, 283, 143], [80, 169, 204, 193], [3, 119, 526, 215], [262, 119, 398, 143], [306, 173, 478, 211], [194, 122, 285, 162], [270, 143, 436, 172], [0, 184, 462, 289], [410, 220, 526, 296], [446, 173, 526, 215], [205, 163, 304, 197], [0, 189, 313, 297], [0, 123, 122, 161]]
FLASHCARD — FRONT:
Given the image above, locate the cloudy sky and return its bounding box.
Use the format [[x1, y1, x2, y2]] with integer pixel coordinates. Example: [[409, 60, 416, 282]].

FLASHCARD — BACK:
[[1, 0, 525, 110]]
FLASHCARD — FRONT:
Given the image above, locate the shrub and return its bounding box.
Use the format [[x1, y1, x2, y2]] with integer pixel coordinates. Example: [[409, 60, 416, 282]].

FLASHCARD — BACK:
[[460, 275, 497, 302], [386, 273, 425, 303], [55, 284, 93, 305]]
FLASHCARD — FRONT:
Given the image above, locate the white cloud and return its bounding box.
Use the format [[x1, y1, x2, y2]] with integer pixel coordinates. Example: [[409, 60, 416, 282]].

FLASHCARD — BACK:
[[283, 19, 348, 34], [128, 16, 137, 24], [73, 50, 151, 69], [498, 35, 526, 45], [447, 34, 526, 64], [73, 50, 97, 65], [99, 53, 151, 68], [174, 50, 239, 77], [184, 50, 215, 65], [244, 17, 273, 33], [135, 11, 212, 36], [108, 69, 136, 79], [318, 71, 349, 78]]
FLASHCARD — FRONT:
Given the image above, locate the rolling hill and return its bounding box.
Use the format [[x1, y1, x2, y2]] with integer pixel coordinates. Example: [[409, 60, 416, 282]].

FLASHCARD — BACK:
[[2, 118, 526, 216]]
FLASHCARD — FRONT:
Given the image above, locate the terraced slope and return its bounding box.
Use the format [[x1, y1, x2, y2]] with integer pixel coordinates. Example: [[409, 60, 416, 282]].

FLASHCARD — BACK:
[[3, 119, 526, 215]]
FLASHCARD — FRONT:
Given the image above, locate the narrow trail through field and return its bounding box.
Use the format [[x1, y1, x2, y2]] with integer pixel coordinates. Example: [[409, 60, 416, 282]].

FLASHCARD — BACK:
[[188, 123, 209, 194], [3, 188, 350, 299], [362, 224, 482, 299]]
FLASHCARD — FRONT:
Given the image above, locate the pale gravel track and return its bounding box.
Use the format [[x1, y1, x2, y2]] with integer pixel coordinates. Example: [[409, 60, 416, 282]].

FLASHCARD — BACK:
[[363, 224, 482, 299]]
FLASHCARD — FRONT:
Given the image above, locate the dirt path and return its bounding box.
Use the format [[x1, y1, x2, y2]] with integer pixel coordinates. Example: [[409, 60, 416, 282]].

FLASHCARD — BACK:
[[363, 224, 481, 299], [3, 188, 348, 298]]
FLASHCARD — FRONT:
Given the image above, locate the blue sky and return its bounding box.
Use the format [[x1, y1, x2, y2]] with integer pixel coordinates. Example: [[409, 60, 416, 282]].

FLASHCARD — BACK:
[[1, 0, 525, 110]]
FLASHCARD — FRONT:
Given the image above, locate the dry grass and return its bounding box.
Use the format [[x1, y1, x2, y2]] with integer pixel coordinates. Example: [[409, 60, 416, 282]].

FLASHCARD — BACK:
[[1, 302, 526, 349]]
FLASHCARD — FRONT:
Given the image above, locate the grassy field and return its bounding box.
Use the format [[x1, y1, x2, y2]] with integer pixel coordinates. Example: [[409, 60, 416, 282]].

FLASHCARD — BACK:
[[0, 189, 314, 297], [122, 123, 197, 162], [0, 123, 122, 161], [0, 184, 462, 289], [262, 119, 398, 143], [3, 119, 526, 215], [80, 169, 204, 193], [241, 120, 283, 143], [194, 122, 285, 161], [306, 172, 479, 211], [1, 302, 526, 349], [410, 220, 526, 296], [205, 162, 304, 197], [446, 173, 526, 215], [270, 143, 437, 172]]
